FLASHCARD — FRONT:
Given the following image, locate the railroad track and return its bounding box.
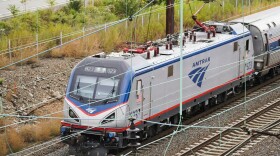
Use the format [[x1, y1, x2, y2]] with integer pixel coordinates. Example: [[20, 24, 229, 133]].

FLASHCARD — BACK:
[[9, 137, 67, 156], [122, 76, 280, 156], [174, 98, 280, 156]]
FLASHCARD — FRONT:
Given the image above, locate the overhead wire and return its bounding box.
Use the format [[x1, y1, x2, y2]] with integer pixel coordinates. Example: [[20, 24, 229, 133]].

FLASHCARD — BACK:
[[3, 58, 280, 155], [0, 51, 275, 129], [124, 79, 280, 155], [0, 18, 128, 70], [2, 14, 276, 119], [0, 23, 113, 56], [14, 126, 94, 156], [0, 54, 243, 121], [0, 25, 253, 99], [0, 0, 276, 70], [0, 38, 268, 119], [0, 0, 163, 70], [0, 0, 278, 135], [1, 1, 278, 155], [0, 0, 278, 56]]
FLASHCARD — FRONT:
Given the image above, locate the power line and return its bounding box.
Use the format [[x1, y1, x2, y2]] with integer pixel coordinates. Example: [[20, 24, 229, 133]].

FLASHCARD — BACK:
[[0, 18, 127, 70], [0, 57, 276, 130], [0, 49, 269, 121], [0, 1, 278, 129]]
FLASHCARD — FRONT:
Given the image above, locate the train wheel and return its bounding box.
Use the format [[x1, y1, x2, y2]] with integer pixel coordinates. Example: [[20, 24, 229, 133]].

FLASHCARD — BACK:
[[171, 114, 179, 125], [275, 66, 280, 75], [254, 72, 264, 84], [85, 147, 108, 156], [268, 68, 276, 78], [141, 128, 148, 140], [208, 97, 217, 107], [217, 92, 227, 104], [68, 145, 78, 155], [191, 104, 202, 115], [199, 102, 205, 112], [148, 125, 156, 138], [234, 85, 242, 94]]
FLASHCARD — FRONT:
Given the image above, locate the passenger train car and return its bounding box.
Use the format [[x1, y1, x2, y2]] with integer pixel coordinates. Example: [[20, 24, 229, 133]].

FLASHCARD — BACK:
[[60, 6, 280, 154], [231, 6, 280, 77]]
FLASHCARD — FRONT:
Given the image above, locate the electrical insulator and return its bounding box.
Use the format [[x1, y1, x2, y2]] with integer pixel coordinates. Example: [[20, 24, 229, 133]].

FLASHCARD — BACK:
[[190, 33, 193, 41], [207, 31, 211, 39], [147, 51, 150, 59], [193, 33, 197, 44], [213, 31, 216, 37], [184, 29, 188, 37]]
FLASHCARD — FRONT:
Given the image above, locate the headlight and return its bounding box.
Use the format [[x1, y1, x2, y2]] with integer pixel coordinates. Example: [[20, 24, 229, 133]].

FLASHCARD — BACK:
[[255, 62, 263, 70], [101, 112, 115, 125], [69, 109, 79, 122]]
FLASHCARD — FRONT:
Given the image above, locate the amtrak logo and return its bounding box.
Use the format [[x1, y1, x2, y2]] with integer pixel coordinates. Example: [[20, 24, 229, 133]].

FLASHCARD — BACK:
[[192, 57, 210, 68], [86, 107, 96, 113], [188, 64, 209, 87], [189, 57, 210, 87]]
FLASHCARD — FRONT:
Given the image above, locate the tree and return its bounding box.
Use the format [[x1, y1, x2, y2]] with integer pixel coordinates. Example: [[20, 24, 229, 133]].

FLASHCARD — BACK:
[[114, 0, 144, 18], [47, 0, 56, 8], [20, 0, 28, 12], [7, 5, 20, 17], [68, 0, 83, 12]]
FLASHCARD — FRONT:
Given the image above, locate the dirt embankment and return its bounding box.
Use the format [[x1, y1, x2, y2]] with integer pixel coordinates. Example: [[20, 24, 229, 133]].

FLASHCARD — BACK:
[[0, 58, 81, 155], [0, 58, 81, 115]]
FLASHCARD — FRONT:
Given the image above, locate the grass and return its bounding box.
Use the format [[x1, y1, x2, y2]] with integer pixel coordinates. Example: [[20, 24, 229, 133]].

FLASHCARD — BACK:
[[0, 134, 8, 156], [7, 129, 26, 152], [0, 78, 3, 85], [5, 90, 13, 102], [0, 117, 61, 155], [0, 118, 4, 129]]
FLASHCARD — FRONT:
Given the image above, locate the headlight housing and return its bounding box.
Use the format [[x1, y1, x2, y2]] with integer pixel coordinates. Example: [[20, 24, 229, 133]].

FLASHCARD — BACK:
[[69, 109, 79, 122], [101, 112, 115, 125]]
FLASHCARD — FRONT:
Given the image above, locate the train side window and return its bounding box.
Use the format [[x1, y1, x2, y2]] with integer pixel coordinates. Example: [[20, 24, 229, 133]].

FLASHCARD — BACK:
[[168, 65, 174, 77], [267, 24, 271, 28], [136, 80, 142, 99], [233, 42, 238, 52], [272, 22, 276, 27], [246, 39, 249, 51]]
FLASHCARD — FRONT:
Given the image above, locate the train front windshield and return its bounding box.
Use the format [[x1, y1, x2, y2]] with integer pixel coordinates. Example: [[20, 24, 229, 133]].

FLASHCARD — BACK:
[[70, 75, 120, 103]]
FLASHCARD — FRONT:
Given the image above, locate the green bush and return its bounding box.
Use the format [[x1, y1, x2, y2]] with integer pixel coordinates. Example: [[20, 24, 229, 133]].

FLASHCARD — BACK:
[[114, 0, 144, 18], [68, 0, 83, 12], [0, 78, 3, 85]]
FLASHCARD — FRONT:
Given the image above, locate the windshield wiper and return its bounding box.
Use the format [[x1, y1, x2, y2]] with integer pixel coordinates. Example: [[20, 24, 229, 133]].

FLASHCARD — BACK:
[[70, 93, 83, 101], [75, 78, 84, 101], [76, 78, 80, 94], [103, 79, 116, 104]]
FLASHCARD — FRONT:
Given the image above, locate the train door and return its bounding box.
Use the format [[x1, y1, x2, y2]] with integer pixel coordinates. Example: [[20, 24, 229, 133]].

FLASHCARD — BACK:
[[136, 79, 151, 120], [237, 41, 245, 76]]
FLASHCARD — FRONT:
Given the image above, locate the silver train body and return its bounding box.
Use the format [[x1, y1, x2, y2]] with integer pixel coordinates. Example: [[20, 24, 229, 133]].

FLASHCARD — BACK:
[[231, 6, 280, 76], [60, 6, 280, 152]]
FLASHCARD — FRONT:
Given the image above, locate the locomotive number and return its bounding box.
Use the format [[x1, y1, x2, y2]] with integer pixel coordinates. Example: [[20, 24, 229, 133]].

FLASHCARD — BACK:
[[245, 61, 253, 70], [129, 109, 141, 119]]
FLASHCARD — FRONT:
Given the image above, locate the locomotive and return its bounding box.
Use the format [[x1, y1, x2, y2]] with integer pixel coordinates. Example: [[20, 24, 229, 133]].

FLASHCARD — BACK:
[[60, 6, 280, 155]]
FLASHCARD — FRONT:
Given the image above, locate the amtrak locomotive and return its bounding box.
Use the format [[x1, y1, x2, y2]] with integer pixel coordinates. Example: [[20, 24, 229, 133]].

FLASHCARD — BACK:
[[60, 6, 280, 154]]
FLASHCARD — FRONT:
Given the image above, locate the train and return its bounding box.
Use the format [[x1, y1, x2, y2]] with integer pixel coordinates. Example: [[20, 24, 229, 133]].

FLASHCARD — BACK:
[[60, 5, 280, 155]]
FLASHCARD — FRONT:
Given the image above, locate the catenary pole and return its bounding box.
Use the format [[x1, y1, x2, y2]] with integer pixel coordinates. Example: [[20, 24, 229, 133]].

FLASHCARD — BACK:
[[179, 0, 183, 122]]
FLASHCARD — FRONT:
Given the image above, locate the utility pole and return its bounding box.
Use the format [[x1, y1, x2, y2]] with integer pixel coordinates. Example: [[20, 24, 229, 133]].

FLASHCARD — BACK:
[[166, 0, 174, 40]]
